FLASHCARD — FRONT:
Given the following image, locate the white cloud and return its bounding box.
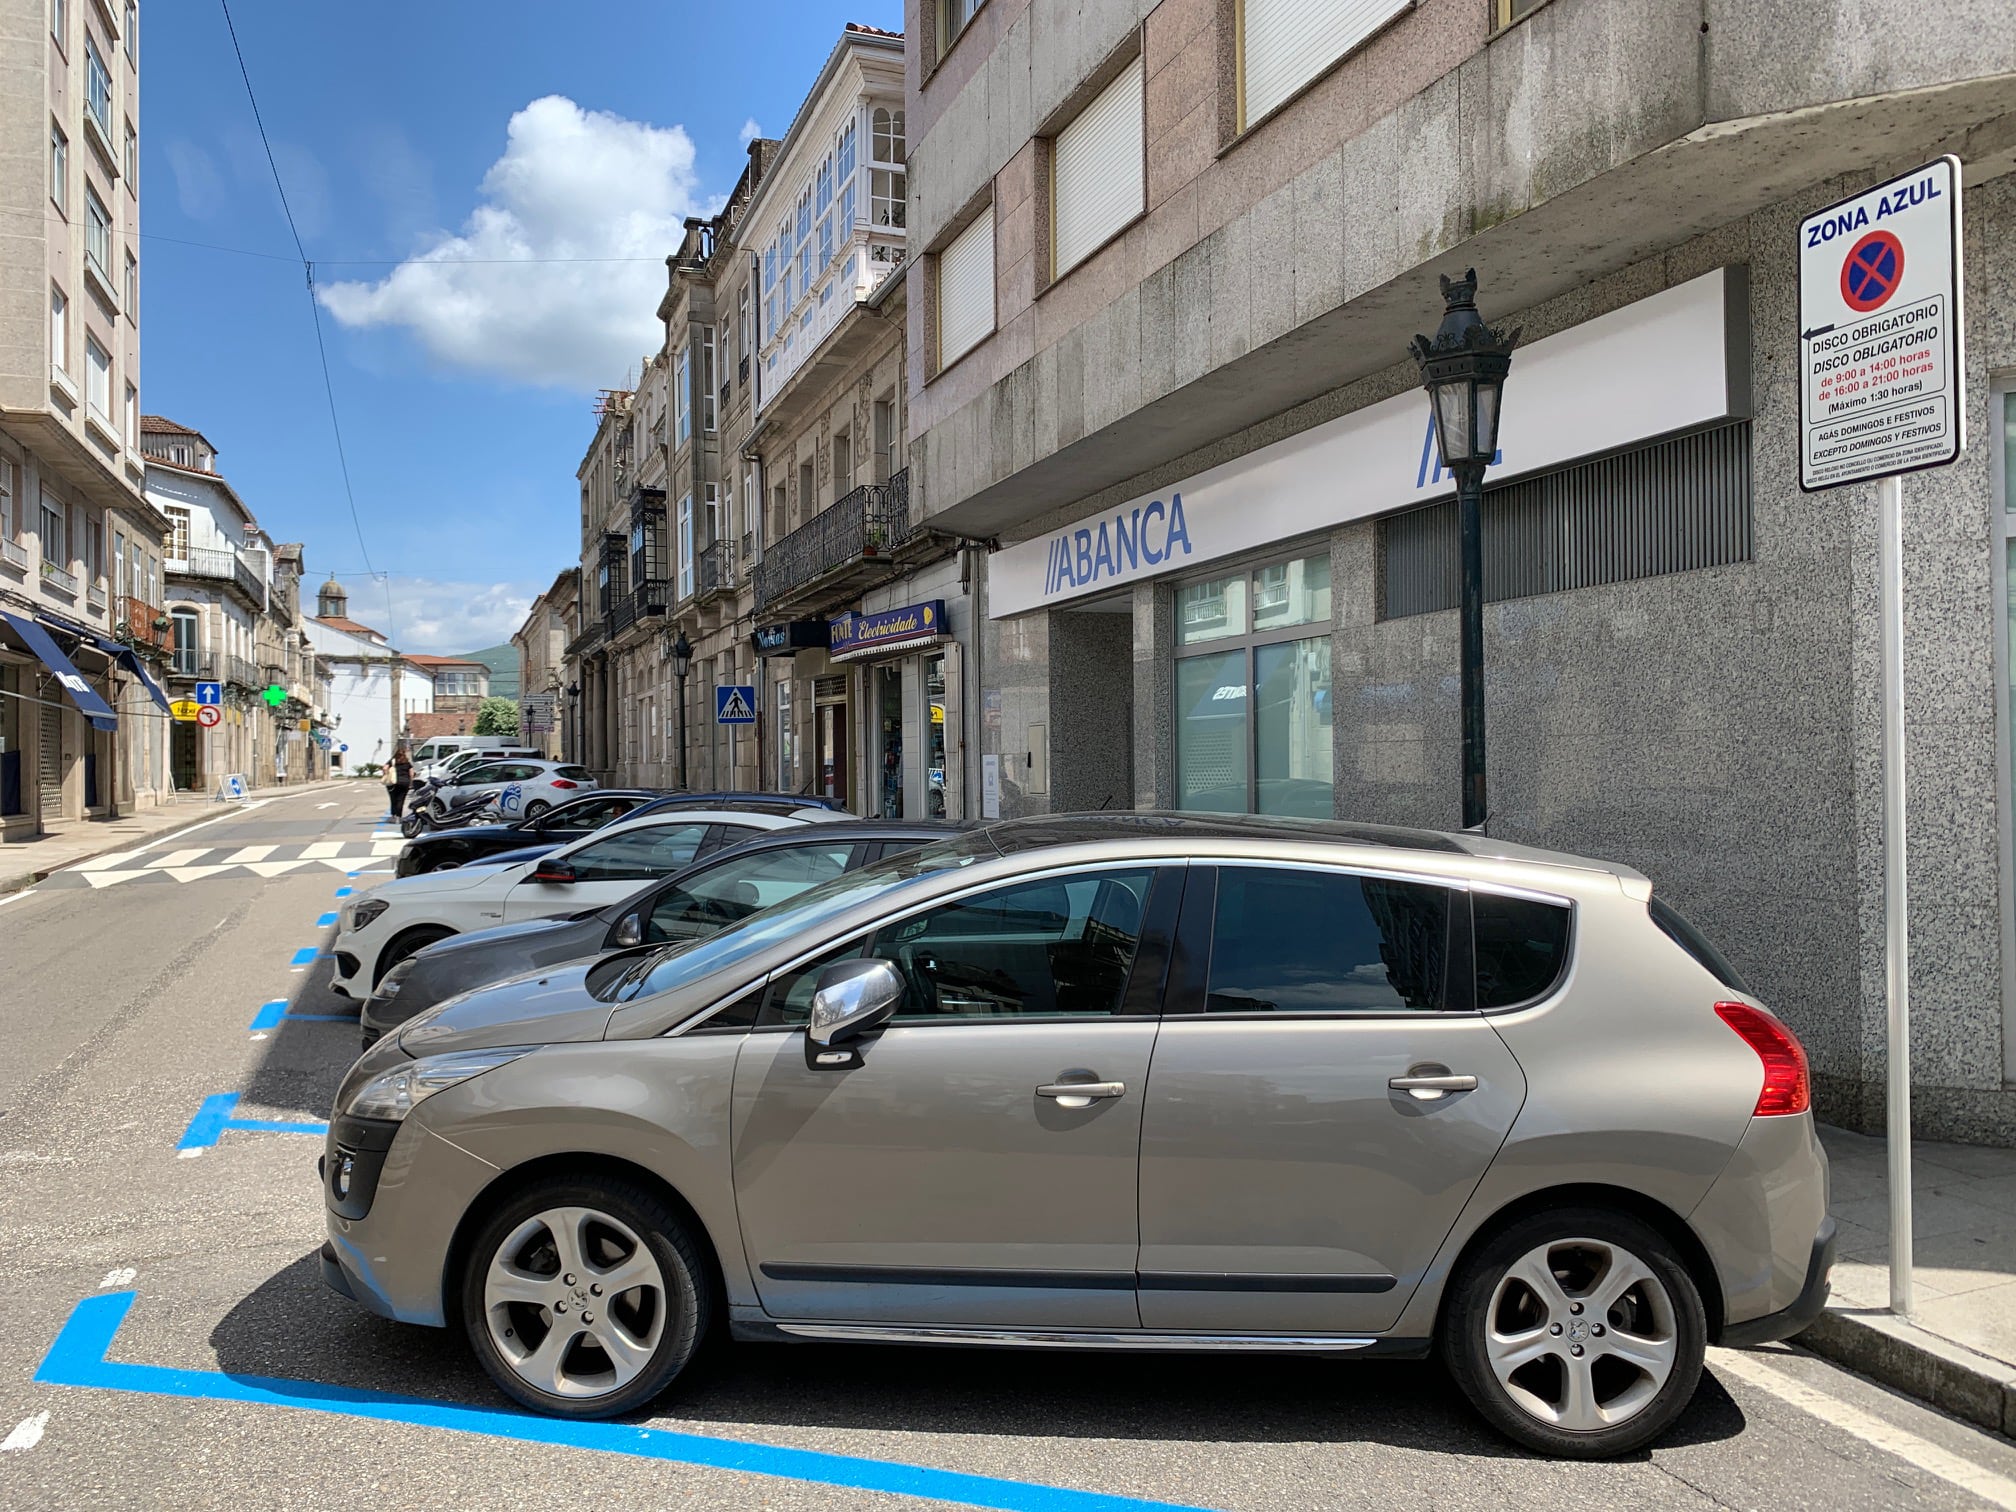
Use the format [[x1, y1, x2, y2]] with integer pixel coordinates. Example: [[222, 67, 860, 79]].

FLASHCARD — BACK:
[[349, 578, 537, 655], [165, 140, 226, 220], [318, 97, 705, 390], [738, 117, 762, 147]]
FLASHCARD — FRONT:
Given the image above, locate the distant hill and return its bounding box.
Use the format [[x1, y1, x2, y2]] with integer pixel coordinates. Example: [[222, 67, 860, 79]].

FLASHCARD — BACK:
[[457, 644, 520, 701]]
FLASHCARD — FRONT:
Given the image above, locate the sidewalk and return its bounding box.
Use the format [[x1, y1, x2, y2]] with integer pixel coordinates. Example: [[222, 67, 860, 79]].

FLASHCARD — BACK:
[[1800, 1124, 2016, 1437], [0, 778, 360, 895]]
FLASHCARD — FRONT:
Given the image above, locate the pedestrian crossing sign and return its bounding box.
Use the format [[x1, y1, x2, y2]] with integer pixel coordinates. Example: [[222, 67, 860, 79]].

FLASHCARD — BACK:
[[716, 685, 756, 725]]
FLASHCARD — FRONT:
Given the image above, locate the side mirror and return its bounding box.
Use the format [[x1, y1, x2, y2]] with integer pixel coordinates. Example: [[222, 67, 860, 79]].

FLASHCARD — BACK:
[[808, 958, 903, 1047], [530, 859, 577, 884], [613, 913, 642, 948]]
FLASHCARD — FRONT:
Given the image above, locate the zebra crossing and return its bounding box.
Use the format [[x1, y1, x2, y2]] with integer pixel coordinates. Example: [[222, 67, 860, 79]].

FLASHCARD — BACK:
[[40, 830, 408, 889]]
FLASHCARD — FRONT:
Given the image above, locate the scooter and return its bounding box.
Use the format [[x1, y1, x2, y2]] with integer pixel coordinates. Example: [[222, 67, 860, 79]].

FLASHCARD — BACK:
[[399, 789, 500, 838]]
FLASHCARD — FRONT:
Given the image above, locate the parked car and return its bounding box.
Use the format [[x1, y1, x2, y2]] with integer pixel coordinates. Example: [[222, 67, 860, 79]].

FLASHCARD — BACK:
[[329, 807, 839, 993], [409, 737, 543, 779], [362, 821, 965, 1046], [320, 813, 1832, 1458], [396, 790, 668, 877], [624, 790, 849, 817], [431, 759, 598, 820]]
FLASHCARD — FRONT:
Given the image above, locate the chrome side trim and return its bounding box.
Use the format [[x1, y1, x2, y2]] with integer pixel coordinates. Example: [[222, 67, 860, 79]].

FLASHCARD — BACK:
[[769, 1323, 1379, 1353]]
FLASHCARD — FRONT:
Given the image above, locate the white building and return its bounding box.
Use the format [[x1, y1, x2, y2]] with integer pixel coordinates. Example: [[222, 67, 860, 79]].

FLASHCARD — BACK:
[[305, 576, 431, 769]]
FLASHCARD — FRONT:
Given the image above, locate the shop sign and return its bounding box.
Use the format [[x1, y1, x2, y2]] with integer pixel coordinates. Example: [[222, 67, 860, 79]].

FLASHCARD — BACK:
[[750, 619, 829, 657], [989, 267, 1750, 617], [829, 601, 949, 662]]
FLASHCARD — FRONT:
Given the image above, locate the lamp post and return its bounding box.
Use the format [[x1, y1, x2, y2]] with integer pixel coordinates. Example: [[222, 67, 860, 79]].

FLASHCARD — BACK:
[[564, 682, 581, 765], [667, 629, 693, 790], [1409, 269, 1519, 832]]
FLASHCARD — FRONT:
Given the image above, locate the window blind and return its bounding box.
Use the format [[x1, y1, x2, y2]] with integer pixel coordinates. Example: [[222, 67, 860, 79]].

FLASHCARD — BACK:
[[937, 204, 995, 369], [1052, 55, 1145, 279], [1242, 0, 1410, 127]]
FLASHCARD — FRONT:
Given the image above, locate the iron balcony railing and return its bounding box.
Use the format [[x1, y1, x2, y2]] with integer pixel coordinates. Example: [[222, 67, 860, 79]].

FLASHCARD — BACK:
[[695, 540, 734, 600], [753, 470, 912, 614], [172, 545, 266, 606], [225, 655, 261, 691], [167, 651, 215, 680]]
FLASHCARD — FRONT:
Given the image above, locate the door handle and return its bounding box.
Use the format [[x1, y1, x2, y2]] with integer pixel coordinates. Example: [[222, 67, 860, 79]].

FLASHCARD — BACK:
[[1388, 1071, 1478, 1101], [1036, 1078, 1126, 1108]]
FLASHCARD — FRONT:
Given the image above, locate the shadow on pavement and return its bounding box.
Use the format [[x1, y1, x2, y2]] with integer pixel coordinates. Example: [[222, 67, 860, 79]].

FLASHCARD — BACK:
[[210, 1251, 1746, 1461], [238, 952, 360, 1121]]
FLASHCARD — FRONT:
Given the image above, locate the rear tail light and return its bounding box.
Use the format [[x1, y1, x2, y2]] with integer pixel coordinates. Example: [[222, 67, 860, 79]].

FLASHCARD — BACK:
[[1714, 1001, 1810, 1116], [550, 779, 578, 789]]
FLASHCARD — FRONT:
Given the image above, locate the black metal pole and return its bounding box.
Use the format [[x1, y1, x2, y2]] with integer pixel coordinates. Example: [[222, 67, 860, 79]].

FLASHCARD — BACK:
[[1456, 460, 1487, 831], [676, 671, 689, 790]]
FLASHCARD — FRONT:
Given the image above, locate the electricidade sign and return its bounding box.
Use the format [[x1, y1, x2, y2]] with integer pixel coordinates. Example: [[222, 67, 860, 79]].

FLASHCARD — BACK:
[[1798, 156, 1964, 492]]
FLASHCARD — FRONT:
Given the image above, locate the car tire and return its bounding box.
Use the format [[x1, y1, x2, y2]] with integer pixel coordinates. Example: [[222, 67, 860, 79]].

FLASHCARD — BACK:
[[523, 800, 551, 819], [1440, 1206, 1706, 1459], [460, 1174, 712, 1419], [422, 859, 461, 874], [373, 925, 452, 983]]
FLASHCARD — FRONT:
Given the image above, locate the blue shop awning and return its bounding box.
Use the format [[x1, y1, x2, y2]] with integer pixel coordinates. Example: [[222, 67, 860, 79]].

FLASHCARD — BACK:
[[0, 610, 118, 731], [82, 630, 169, 712]]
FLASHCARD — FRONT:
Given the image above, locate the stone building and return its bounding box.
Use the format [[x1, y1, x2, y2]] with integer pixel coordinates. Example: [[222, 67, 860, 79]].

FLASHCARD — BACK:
[[513, 567, 577, 760]]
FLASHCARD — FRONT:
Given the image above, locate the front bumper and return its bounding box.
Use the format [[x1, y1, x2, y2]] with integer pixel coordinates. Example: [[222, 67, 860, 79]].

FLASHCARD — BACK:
[[1722, 1217, 1838, 1347]]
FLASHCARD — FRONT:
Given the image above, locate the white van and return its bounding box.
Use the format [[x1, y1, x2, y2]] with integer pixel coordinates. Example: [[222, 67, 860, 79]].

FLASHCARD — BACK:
[[409, 736, 535, 779]]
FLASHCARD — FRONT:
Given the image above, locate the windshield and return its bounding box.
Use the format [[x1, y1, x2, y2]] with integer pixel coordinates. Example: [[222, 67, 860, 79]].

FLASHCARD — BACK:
[[620, 833, 995, 1002]]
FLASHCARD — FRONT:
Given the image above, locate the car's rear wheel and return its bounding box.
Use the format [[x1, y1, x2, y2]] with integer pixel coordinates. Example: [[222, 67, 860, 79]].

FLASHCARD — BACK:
[[1441, 1207, 1705, 1459], [460, 1175, 710, 1418], [373, 925, 452, 983], [523, 800, 551, 819]]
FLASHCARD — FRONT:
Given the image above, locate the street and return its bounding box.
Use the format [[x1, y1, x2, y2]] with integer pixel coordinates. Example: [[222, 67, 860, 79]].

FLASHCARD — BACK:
[[0, 783, 2008, 1510]]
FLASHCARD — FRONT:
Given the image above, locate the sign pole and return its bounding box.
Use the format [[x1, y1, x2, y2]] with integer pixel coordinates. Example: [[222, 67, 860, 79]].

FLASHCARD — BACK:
[[1880, 471, 1913, 1316]]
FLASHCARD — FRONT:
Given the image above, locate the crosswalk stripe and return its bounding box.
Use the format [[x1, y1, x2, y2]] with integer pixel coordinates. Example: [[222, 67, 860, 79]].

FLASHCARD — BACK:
[[244, 860, 312, 878], [72, 850, 144, 872], [165, 866, 233, 883], [222, 845, 276, 864], [83, 870, 143, 889], [299, 841, 345, 859], [371, 839, 406, 856], [147, 848, 213, 870]]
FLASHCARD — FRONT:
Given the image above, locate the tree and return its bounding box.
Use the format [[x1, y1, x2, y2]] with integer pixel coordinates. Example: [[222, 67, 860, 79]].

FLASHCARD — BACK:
[[473, 697, 521, 737]]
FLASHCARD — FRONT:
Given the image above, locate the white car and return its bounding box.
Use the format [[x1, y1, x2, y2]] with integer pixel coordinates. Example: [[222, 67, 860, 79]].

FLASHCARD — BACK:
[[430, 758, 597, 820], [329, 807, 839, 995]]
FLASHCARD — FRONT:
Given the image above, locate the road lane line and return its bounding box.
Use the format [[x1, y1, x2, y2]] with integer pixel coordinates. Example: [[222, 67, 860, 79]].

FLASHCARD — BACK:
[[37, 1293, 1217, 1512], [1, 1411, 49, 1452], [222, 845, 277, 864], [1714, 1348, 2016, 1510]]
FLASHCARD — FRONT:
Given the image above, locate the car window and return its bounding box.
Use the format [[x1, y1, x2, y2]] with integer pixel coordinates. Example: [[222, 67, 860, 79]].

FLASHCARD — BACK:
[[647, 843, 855, 944], [557, 764, 593, 781], [1474, 892, 1573, 1009], [1649, 896, 1747, 993], [566, 823, 709, 882], [1205, 866, 1449, 1013], [543, 795, 630, 831], [457, 763, 505, 785]]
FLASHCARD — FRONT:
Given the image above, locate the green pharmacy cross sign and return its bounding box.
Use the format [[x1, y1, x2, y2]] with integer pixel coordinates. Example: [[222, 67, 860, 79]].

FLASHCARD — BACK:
[[262, 685, 288, 708]]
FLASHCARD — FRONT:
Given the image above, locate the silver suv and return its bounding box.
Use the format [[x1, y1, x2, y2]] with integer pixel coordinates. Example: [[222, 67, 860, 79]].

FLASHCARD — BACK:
[[319, 815, 1832, 1458]]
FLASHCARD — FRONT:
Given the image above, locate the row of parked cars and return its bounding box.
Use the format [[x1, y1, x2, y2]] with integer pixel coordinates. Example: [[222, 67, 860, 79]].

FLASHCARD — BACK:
[[318, 789, 1835, 1458]]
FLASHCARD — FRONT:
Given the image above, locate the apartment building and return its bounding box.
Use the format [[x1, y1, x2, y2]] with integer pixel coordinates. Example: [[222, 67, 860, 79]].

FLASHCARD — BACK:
[[512, 566, 576, 759], [904, 0, 2016, 1138], [0, 0, 171, 833]]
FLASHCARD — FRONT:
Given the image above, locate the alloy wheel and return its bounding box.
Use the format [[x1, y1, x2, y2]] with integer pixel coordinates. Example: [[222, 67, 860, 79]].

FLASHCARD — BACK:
[[1483, 1236, 1678, 1432], [482, 1205, 668, 1400]]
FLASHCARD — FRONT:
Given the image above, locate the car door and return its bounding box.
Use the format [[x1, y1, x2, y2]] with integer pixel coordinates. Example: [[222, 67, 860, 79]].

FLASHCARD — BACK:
[[497, 820, 715, 922], [533, 793, 635, 841], [643, 840, 860, 945], [730, 863, 1180, 1329], [1135, 862, 1527, 1335], [441, 761, 504, 803]]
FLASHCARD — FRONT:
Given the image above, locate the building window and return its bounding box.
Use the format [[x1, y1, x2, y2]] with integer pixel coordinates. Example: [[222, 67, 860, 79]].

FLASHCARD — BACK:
[[1239, 0, 1408, 130], [938, 0, 984, 55], [0, 455, 15, 542], [50, 122, 67, 215], [50, 0, 65, 46], [776, 678, 793, 789], [870, 107, 906, 230], [124, 0, 136, 61], [124, 249, 138, 313], [85, 513, 105, 584], [164, 504, 188, 562], [1494, 0, 1548, 25], [1175, 552, 1333, 817], [171, 607, 198, 676], [40, 490, 67, 569], [50, 285, 68, 376], [123, 119, 137, 185], [674, 346, 690, 445], [935, 204, 994, 370], [1050, 54, 1145, 280], [677, 495, 694, 599], [85, 335, 111, 419], [737, 284, 751, 376], [85, 36, 112, 138], [699, 326, 716, 432], [85, 186, 111, 280]]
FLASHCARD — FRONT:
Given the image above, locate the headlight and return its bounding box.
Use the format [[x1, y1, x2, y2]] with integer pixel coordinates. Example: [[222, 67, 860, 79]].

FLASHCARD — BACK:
[[373, 957, 414, 1000], [341, 1045, 538, 1122], [347, 898, 389, 931]]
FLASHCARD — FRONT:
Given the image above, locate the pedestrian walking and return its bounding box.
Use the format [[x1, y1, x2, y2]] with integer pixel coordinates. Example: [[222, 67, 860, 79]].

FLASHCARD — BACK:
[[384, 742, 413, 820]]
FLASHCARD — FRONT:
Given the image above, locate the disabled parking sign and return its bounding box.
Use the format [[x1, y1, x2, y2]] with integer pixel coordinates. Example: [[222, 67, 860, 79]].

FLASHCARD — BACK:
[[1798, 157, 1964, 491]]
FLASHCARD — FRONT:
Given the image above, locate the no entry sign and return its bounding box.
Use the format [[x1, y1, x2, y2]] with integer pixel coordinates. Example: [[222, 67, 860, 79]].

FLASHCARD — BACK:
[[1798, 157, 1964, 491]]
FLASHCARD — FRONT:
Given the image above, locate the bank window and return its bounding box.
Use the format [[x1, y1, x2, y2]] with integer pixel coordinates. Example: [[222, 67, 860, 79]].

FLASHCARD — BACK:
[[1175, 552, 1333, 817]]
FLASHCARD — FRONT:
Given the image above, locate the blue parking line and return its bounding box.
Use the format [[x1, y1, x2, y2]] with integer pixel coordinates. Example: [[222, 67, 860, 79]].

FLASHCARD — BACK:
[[316, 912, 339, 927], [175, 1093, 328, 1148], [334, 887, 353, 898], [290, 947, 320, 966], [248, 1001, 287, 1032], [38, 1293, 1215, 1512]]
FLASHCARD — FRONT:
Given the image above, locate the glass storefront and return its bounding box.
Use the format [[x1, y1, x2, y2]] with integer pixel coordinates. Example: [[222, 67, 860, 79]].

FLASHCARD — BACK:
[[925, 652, 949, 818], [875, 661, 904, 817], [1175, 551, 1332, 817]]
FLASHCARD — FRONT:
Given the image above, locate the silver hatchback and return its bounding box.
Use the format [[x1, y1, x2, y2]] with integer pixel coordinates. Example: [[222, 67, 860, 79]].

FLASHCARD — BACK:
[[320, 814, 1832, 1458]]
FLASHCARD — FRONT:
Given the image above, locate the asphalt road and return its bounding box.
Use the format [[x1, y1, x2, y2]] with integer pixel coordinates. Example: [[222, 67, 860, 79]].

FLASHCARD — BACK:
[[2, 780, 2015, 1510]]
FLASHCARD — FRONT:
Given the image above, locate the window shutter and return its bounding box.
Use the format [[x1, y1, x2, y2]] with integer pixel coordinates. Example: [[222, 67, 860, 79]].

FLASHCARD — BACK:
[[1051, 55, 1145, 279], [937, 204, 995, 369], [1241, 0, 1410, 128]]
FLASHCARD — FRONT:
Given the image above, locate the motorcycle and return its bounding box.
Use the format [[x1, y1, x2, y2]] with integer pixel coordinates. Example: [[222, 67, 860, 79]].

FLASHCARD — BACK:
[[399, 788, 501, 838]]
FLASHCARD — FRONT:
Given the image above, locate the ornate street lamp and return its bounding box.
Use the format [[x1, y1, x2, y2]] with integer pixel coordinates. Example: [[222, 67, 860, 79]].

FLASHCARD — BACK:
[[666, 629, 693, 790], [1409, 269, 1519, 832]]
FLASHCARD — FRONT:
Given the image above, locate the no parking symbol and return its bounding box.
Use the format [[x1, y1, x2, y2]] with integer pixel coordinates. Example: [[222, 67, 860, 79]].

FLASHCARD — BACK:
[[1839, 229, 1904, 313]]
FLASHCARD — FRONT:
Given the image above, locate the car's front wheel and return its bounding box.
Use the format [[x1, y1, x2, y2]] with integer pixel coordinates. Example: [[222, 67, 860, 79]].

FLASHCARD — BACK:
[[1441, 1207, 1705, 1459], [460, 1175, 711, 1418]]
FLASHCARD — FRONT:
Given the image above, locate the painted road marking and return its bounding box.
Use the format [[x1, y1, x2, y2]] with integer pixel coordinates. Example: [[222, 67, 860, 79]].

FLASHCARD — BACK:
[[334, 887, 353, 898], [36, 1293, 1214, 1512], [222, 844, 277, 864], [316, 911, 339, 927], [147, 848, 213, 870], [175, 1093, 327, 1150], [248, 1001, 350, 1032], [290, 947, 320, 966], [1, 1411, 49, 1453], [371, 839, 406, 856], [1715, 1348, 2016, 1510], [99, 1268, 136, 1288], [301, 842, 346, 860]]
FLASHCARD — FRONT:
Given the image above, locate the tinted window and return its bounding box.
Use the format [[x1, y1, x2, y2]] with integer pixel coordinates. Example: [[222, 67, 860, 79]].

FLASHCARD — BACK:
[[1206, 866, 1448, 1013], [648, 843, 854, 944], [457, 764, 505, 785], [1649, 896, 1748, 992], [1473, 892, 1572, 1009], [565, 823, 709, 881], [541, 795, 630, 830], [557, 765, 592, 780]]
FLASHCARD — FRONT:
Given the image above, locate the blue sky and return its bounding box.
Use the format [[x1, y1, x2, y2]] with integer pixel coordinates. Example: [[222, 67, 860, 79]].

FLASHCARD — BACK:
[[143, 0, 901, 651]]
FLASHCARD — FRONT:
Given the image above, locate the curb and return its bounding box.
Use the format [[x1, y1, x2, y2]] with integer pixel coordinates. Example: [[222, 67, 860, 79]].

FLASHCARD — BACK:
[[1799, 1304, 2016, 1438], [0, 778, 365, 896]]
